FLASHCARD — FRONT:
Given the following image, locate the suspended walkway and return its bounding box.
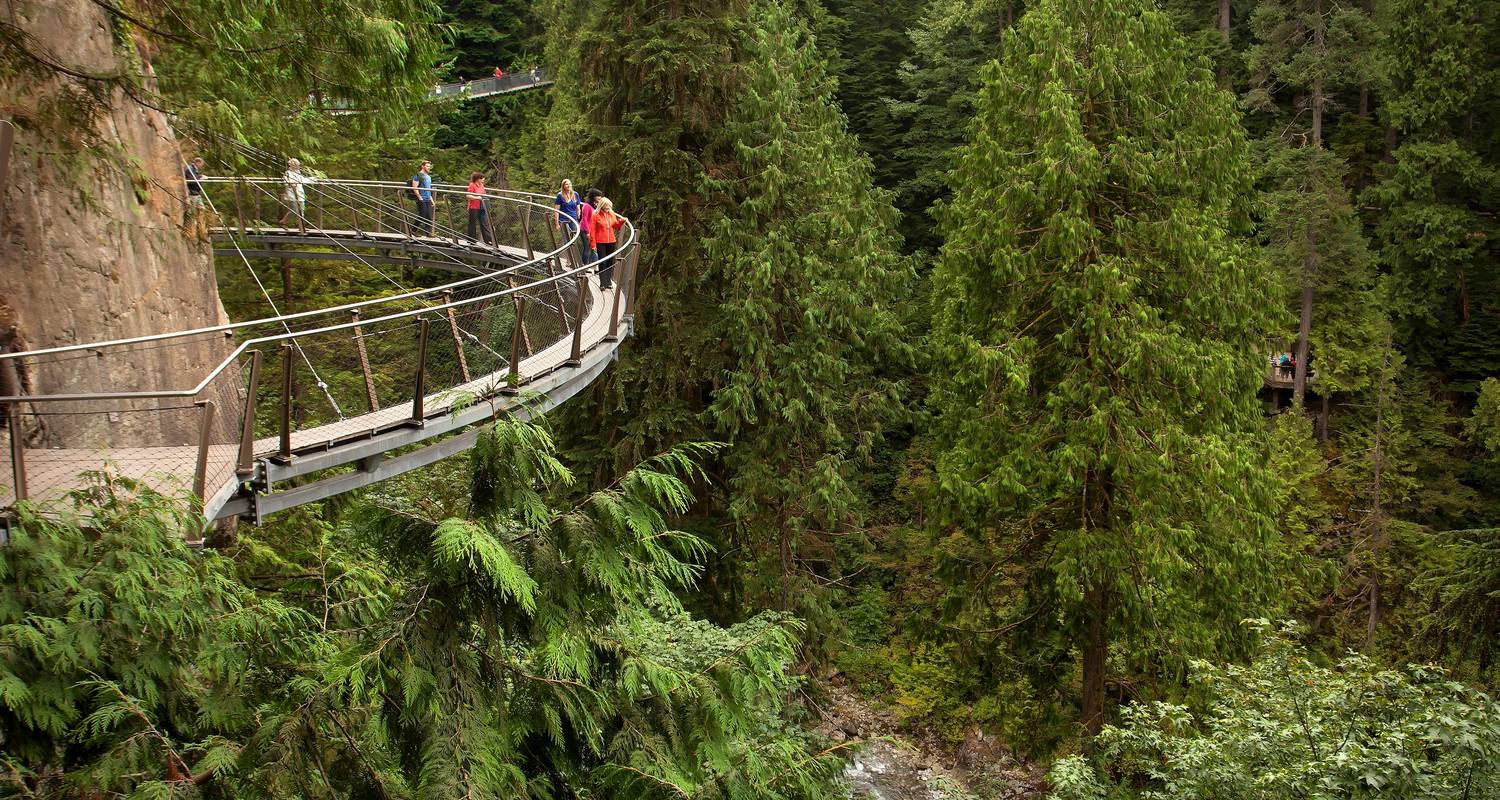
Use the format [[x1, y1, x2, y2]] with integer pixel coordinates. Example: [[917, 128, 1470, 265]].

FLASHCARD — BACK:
[[430, 70, 554, 101], [325, 71, 554, 114], [0, 173, 638, 527]]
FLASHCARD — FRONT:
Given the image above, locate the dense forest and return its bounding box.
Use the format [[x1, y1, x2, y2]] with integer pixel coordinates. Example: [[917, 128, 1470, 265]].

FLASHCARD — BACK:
[[3, 0, 1500, 797]]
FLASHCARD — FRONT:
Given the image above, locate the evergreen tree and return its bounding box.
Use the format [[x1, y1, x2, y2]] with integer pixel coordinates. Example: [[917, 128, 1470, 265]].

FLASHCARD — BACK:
[[1245, 0, 1378, 407], [547, 0, 912, 624], [1366, 0, 1500, 371], [815, 0, 922, 199], [928, 0, 1283, 735], [1254, 142, 1384, 423], [887, 0, 1024, 252]]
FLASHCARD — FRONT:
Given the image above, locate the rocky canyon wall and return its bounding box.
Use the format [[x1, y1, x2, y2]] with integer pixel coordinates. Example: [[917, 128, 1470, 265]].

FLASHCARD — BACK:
[[0, 0, 238, 450]]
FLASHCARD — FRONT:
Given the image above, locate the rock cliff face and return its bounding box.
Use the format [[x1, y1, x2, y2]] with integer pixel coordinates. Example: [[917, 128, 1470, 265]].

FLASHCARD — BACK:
[[0, 0, 237, 449]]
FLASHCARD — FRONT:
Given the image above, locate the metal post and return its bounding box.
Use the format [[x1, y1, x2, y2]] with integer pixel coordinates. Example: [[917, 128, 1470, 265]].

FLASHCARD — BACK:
[[278, 343, 293, 461], [504, 297, 525, 394], [192, 399, 217, 502], [410, 318, 430, 424], [508, 276, 532, 357], [606, 256, 625, 341], [520, 206, 534, 259], [623, 242, 642, 318], [543, 227, 571, 333], [546, 214, 561, 261], [567, 275, 587, 366], [352, 310, 378, 411], [234, 180, 247, 236], [7, 406, 26, 503], [237, 350, 262, 477], [443, 290, 471, 383]]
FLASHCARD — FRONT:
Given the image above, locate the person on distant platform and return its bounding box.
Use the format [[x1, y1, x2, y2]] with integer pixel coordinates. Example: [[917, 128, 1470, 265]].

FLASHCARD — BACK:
[[589, 197, 628, 289], [184, 157, 208, 240], [494, 66, 504, 78], [466, 171, 493, 245], [554, 179, 582, 236], [279, 157, 314, 230], [409, 160, 435, 236]]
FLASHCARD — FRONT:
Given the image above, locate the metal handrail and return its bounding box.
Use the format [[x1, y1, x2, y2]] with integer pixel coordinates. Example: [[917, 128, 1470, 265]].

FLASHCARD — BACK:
[[0, 179, 585, 359], [0, 178, 636, 402], [429, 70, 553, 100]]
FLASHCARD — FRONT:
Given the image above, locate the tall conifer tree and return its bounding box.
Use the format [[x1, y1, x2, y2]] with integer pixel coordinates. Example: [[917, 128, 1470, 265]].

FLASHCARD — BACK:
[[546, 0, 911, 620], [1245, 0, 1378, 407], [928, 0, 1282, 734], [1367, 0, 1500, 370]]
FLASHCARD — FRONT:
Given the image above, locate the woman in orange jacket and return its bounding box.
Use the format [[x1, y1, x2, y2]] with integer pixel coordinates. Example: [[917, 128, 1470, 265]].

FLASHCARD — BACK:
[[588, 197, 628, 289]]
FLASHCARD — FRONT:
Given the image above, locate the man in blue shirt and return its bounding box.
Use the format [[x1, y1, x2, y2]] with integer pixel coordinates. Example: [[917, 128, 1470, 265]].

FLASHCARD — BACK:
[[409, 160, 434, 236]]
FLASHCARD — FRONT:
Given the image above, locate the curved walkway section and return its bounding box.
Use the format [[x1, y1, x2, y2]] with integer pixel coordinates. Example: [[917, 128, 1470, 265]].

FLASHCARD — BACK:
[[0, 178, 638, 528]]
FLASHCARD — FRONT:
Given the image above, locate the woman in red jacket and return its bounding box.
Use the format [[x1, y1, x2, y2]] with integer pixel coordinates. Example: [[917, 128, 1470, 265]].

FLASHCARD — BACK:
[[465, 171, 493, 245], [588, 197, 627, 289]]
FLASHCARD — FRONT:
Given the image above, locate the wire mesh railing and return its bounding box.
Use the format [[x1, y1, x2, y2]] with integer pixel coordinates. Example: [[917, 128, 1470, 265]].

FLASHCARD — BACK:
[[1, 176, 638, 519]]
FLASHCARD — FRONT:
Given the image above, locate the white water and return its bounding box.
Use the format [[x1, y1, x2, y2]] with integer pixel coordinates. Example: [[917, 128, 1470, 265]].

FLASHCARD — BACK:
[[844, 740, 957, 800]]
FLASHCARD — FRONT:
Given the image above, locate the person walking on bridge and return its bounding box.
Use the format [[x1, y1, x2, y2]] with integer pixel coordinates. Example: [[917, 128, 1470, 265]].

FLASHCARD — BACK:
[[410, 160, 434, 236], [279, 157, 314, 232], [184, 157, 207, 241], [554, 179, 582, 239], [589, 197, 627, 290], [466, 171, 493, 245]]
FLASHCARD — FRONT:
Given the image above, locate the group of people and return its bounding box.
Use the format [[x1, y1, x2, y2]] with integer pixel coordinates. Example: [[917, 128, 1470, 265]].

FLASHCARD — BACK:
[[554, 179, 628, 289], [407, 164, 629, 289], [436, 68, 541, 95]]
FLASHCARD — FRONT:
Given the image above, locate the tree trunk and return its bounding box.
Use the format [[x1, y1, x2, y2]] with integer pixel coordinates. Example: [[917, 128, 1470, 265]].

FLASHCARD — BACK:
[[1360, 0, 1373, 118], [1081, 585, 1109, 738], [1364, 348, 1389, 651], [1458, 267, 1470, 323], [1318, 393, 1330, 441], [1219, 0, 1231, 40], [1293, 271, 1314, 409], [1311, 0, 1325, 145]]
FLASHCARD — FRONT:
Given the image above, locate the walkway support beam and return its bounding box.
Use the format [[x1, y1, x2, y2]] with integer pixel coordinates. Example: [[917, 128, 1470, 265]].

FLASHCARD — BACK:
[[504, 297, 526, 394], [443, 290, 471, 383], [193, 399, 217, 502], [568, 276, 587, 366], [352, 310, 378, 412], [7, 406, 26, 503], [411, 318, 430, 424], [237, 349, 261, 477], [278, 343, 293, 462]]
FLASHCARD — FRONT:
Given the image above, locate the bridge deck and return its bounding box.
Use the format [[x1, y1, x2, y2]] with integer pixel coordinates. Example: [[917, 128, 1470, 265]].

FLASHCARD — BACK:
[[2, 277, 615, 516]]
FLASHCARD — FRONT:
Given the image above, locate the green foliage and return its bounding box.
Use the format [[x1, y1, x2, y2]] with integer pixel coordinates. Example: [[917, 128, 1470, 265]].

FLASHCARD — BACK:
[[1253, 140, 1385, 397], [1049, 622, 1500, 800], [1469, 378, 1500, 454], [1365, 0, 1500, 368], [1, 421, 844, 799], [0, 482, 308, 795], [927, 0, 1284, 735], [548, 0, 912, 627], [886, 0, 1024, 252], [1416, 528, 1500, 681]]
